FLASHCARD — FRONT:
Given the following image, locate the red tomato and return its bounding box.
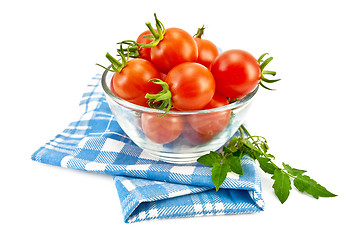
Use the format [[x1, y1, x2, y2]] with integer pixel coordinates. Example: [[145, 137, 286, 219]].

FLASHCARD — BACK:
[[194, 37, 219, 69], [211, 49, 261, 99], [182, 122, 214, 145], [111, 58, 161, 107], [141, 113, 185, 144], [187, 92, 231, 136], [165, 62, 216, 111], [151, 28, 198, 74], [159, 72, 167, 81], [136, 30, 154, 61], [110, 77, 116, 93], [203, 92, 229, 109]]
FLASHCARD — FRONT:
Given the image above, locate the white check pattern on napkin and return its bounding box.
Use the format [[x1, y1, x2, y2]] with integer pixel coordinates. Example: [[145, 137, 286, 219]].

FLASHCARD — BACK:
[[32, 74, 265, 223]]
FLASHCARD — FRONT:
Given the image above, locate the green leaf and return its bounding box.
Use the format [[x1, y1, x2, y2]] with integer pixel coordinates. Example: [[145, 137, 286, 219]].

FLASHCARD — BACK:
[[222, 146, 233, 154], [260, 141, 269, 153], [211, 162, 231, 191], [226, 155, 243, 175], [293, 175, 337, 199], [243, 139, 261, 153], [282, 163, 307, 176], [257, 157, 278, 174], [225, 137, 239, 152], [271, 169, 292, 204], [228, 136, 239, 146], [197, 151, 222, 167]]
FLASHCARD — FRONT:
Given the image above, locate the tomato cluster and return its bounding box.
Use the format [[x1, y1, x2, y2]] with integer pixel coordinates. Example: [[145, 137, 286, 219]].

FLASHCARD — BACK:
[[99, 14, 278, 145]]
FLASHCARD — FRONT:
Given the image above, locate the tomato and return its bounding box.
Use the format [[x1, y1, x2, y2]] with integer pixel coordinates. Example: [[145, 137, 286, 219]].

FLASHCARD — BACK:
[[211, 49, 261, 99], [151, 28, 198, 74], [136, 30, 154, 61], [203, 92, 229, 109], [159, 72, 167, 81], [182, 122, 214, 145], [141, 113, 185, 144], [111, 58, 161, 107], [194, 37, 219, 69], [165, 62, 215, 111], [186, 92, 231, 136], [110, 77, 116, 93]]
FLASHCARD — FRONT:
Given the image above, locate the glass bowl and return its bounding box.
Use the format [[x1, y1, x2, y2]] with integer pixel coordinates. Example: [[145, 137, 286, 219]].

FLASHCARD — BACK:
[[101, 68, 258, 164]]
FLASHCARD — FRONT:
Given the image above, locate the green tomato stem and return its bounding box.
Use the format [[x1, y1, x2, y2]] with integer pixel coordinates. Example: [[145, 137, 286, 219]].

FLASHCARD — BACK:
[[96, 52, 127, 73], [137, 13, 165, 49], [257, 53, 280, 90], [145, 22, 159, 39], [118, 40, 140, 58], [194, 25, 206, 38], [145, 78, 173, 116]]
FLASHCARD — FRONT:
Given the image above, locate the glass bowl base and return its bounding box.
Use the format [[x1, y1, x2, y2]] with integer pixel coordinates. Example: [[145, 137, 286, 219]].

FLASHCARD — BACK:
[[144, 149, 212, 164]]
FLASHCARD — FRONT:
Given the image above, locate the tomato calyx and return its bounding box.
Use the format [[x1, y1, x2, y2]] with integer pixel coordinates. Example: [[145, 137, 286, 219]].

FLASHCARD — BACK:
[[193, 25, 206, 38], [96, 50, 129, 73], [117, 40, 139, 58], [137, 13, 166, 49], [116, 14, 165, 58], [145, 78, 172, 116], [258, 53, 281, 90]]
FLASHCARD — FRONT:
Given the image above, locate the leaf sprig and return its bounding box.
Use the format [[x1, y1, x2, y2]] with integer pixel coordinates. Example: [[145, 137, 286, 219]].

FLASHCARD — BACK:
[[197, 124, 337, 203]]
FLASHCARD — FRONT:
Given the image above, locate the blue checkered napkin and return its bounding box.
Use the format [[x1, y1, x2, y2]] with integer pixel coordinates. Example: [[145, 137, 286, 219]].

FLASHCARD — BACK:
[[32, 74, 265, 223], [114, 176, 262, 223]]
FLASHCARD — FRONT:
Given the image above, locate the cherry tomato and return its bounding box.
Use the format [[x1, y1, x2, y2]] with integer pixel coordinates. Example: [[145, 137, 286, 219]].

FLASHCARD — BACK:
[[165, 62, 216, 111], [110, 77, 116, 93], [211, 49, 261, 99], [136, 30, 154, 61], [182, 122, 214, 145], [151, 28, 198, 74], [203, 92, 229, 109], [111, 58, 161, 107], [194, 37, 219, 69], [187, 92, 231, 136], [159, 72, 167, 81], [141, 113, 185, 144]]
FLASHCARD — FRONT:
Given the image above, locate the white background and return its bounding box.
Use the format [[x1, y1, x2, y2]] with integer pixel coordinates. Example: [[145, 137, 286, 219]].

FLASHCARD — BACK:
[[1, 0, 360, 239]]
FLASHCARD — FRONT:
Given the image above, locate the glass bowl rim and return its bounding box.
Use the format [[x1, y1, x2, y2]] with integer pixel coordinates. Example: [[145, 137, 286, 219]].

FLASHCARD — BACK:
[[101, 66, 258, 115]]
